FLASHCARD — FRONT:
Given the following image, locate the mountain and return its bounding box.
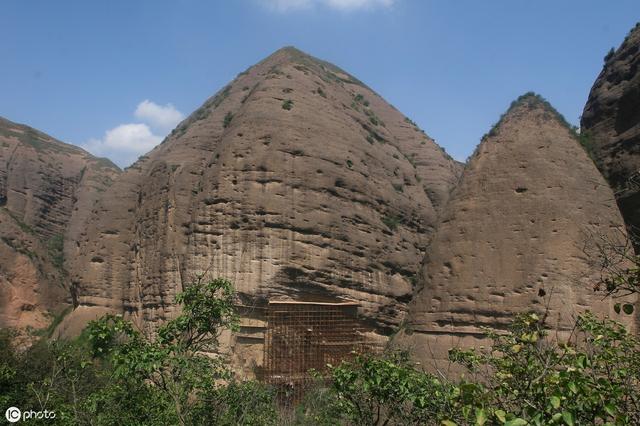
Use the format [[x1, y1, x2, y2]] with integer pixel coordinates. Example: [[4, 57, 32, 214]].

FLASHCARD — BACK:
[[582, 23, 640, 248], [0, 116, 120, 329], [397, 93, 635, 370], [56, 47, 462, 373]]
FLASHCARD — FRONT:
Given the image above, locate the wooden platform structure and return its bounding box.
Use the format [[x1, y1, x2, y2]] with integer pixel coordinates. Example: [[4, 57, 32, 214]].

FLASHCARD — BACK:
[[263, 299, 364, 404]]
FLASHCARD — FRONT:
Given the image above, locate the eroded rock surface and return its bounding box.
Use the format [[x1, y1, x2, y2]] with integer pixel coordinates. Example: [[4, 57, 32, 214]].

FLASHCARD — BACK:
[[0, 116, 120, 329], [399, 94, 634, 370], [582, 23, 640, 245], [60, 47, 462, 371]]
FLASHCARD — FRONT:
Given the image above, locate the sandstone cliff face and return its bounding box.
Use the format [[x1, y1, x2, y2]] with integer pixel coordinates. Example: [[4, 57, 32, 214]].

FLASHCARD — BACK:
[[60, 47, 462, 370], [582, 23, 640, 245], [0, 116, 120, 329], [399, 94, 634, 369]]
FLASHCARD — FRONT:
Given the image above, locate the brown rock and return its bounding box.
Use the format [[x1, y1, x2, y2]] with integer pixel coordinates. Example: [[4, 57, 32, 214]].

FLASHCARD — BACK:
[[0, 116, 120, 329], [62, 47, 462, 372], [582, 23, 640, 246], [399, 93, 635, 370]]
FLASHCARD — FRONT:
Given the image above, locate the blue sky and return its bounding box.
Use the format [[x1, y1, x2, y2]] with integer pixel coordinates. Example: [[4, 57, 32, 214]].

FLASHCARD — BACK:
[[1, 0, 638, 167]]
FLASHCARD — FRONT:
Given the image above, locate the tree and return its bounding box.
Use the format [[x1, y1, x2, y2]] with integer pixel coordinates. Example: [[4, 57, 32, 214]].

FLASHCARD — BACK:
[[86, 276, 239, 425]]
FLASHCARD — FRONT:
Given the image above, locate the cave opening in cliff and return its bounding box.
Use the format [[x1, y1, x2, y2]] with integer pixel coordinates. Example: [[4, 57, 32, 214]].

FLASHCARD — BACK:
[[263, 300, 364, 405]]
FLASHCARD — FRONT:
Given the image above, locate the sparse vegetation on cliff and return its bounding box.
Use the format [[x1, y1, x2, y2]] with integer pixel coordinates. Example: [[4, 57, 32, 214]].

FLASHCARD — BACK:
[[223, 111, 234, 128]]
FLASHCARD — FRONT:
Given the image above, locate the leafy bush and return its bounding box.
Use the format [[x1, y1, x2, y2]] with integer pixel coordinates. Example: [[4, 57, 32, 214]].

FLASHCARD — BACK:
[[87, 277, 239, 425], [319, 311, 640, 425], [0, 277, 278, 426], [330, 352, 460, 425], [193, 380, 278, 425], [449, 312, 640, 425]]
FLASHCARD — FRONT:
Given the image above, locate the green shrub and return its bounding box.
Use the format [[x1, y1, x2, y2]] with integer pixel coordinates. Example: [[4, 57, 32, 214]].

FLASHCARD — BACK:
[[604, 47, 616, 63], [48, 234, 64, 269], [282, 99, 294, 110], [382, 214, 402, 231], [223, 112, 234, 128], [449, 312, 640, 425]]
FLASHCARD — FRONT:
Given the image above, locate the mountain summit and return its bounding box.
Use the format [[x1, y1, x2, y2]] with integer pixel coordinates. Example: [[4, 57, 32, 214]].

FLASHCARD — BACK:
[[58, 47, 462, 373], [398, 93, 632, 369], [581, 23, 640, 249]]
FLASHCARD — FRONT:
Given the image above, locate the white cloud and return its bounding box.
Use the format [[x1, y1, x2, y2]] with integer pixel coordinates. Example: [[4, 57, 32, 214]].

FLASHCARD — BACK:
[[84, 99, 184, 168], [262, 0, 395, 12], [101, 123, 162, 152], [134, 100, 184, 131]]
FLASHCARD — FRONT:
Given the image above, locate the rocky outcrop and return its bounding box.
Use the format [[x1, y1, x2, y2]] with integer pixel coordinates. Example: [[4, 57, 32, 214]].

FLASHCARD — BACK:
[[582, 23, 640, 246], [59, 47, 462, 371], [399, 94, 635, 370], [0, 116, 120, 329]]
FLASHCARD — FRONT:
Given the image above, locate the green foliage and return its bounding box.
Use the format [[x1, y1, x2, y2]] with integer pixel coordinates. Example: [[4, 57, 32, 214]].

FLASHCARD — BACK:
[[87, 277, 239, 425], [330, 352, 461, 425], [0, 277, 260, 426], [48, 234, 64, 269], [314, 311, 640, 425], [282, 99, 294, 110], [223, 111, 234, 128], [482, 92, 576, 141], [0, 328, 109, 425], [604, 47, 616, 63], [578, 129, 596, 160], [449, 312, 640, 425], [404, 116, 417, 127], [2, 260, 639, 425], [193, 380, 278, 425]]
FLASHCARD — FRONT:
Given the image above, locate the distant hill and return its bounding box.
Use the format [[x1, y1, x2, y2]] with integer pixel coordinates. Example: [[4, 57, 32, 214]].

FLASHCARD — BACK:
[[0, 116, 120, 329]]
